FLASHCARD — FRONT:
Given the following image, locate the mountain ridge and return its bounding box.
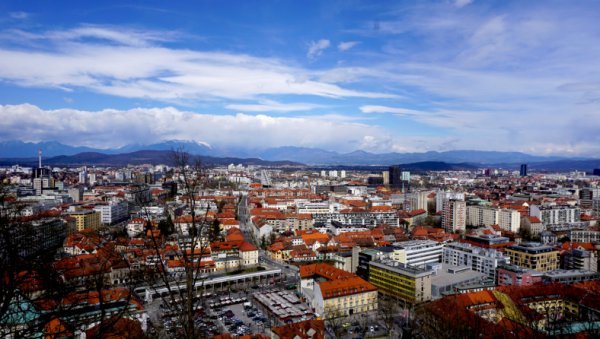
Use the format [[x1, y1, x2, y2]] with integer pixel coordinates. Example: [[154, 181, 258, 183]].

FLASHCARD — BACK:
[[0, 140, 597, 166]]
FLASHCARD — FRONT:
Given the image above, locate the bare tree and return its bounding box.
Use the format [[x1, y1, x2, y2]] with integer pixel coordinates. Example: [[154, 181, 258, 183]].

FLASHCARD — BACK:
[[324, 306, 347, 339], [377, 296, 399, 337], [140, 148, 213, 339]]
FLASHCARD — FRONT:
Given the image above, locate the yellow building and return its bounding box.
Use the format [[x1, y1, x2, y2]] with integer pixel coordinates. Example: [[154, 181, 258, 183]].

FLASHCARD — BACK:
[[369, 260, 434, 304], [505, 243, 559, 272], [69, 210, 101, 232]]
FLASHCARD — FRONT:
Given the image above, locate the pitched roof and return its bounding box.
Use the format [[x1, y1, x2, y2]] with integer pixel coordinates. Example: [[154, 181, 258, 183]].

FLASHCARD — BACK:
[[318, 276, 377, 299]]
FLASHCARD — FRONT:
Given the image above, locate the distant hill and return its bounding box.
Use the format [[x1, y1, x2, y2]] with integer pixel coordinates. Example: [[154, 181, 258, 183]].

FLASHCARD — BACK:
[[1, 140, 598, 169], [398, 161, 478, 171], [0, 150, 302, 167], [257, 147, 577, 165]]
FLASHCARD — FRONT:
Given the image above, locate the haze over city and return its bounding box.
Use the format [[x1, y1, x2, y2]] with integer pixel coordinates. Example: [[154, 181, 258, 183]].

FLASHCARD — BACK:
[[0, 0, 599, 157]]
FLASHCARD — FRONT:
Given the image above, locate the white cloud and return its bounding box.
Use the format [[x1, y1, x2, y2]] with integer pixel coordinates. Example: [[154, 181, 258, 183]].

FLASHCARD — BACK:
[[9, 12, 29, 20], [453, 0, 473, 8], [337, 41, 359, 51], [225, 100, 322, 112], [360, 105, 425, 116], [0, 28, 394, 101], [307, 39, 330, 59], [0, 104, 396, 152]]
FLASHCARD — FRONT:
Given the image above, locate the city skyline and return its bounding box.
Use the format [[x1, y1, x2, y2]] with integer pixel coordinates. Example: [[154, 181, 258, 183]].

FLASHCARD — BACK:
[[0, 1, 599, 156]]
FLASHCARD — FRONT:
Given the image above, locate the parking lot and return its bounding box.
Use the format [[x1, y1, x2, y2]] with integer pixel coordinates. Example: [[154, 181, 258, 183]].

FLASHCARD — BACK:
[[207, 293, 268, 336]]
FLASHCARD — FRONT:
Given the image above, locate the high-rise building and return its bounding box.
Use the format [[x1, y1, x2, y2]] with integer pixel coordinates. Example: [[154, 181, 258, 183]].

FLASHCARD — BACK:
[[382, 171, 390, 185], [78, 170, 88, 185], [520, 164, 528, 177], [401, 171, 411, 192], [435, 191, 465, 212], [579, 187, 600, 209], [442, 199, 466, 233], [388, 165, 401, 187], [68, 187, 84, 202]]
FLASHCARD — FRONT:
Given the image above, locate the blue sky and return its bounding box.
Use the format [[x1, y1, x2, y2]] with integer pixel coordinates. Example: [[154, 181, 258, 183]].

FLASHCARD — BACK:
[[0, 0, 599, 156]]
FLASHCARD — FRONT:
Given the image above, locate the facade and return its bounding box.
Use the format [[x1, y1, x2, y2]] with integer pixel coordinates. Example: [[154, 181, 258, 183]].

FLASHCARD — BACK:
[[497, 264, 543, 286], [313, 211, 399, 227], [520, 164, 528, 177], [571, 230, 600, 243], [436, 191, 465, 213], [388, 165, 401, 187], [69, 210, 101, 232], [12, 218, 67, 258], [356, 247, 394, 281], [497, 209, 521, 233], [442, 242, 510, 280], [442, 199, 466, 233], [530, 205, 580, 225], [299, 263, 377, 318], [462, 234, 512, 250], [505, 243, 560, 272], [369, 260, 434, 304], [391, 240, 443, 268], [541, 269, 600, 284], [94, 201, 129, 225], [466, 205, 520, 232], [562, 249, 598, 272]]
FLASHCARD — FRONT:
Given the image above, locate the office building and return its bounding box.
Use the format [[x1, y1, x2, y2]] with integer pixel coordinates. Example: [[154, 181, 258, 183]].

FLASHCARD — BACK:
[[391, 240, 443, 268], [369, 260, 434, 304], [520, 164, 528, 177], [388, 165, 401, 187], [69, 210, 101, 232], [93, 201, 129, 225]]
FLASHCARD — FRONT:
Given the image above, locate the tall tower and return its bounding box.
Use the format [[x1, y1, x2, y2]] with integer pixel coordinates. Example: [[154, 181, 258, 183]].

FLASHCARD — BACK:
[[520, 164, 528, 177], [38, 149, 42, 168]]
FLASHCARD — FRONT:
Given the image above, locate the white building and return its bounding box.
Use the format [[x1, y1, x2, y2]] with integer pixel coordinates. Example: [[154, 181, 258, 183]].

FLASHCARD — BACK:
[[442, 242, 510, 280], [442, 199, 466, 233], [94, 201, 129, 225], [530, 205, 580, 225], [467, 205, 520, 232], [436, 191, 465, 212], [391, 240, 443, 268]]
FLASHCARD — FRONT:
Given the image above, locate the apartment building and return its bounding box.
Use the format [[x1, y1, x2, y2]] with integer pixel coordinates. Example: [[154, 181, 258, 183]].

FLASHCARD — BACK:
[[442, 199, 466, 233], [530, 205, 580, 225], [466, 205, 520, 232], [571, 230, 600, 243], [505, 243, 560, 272]]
